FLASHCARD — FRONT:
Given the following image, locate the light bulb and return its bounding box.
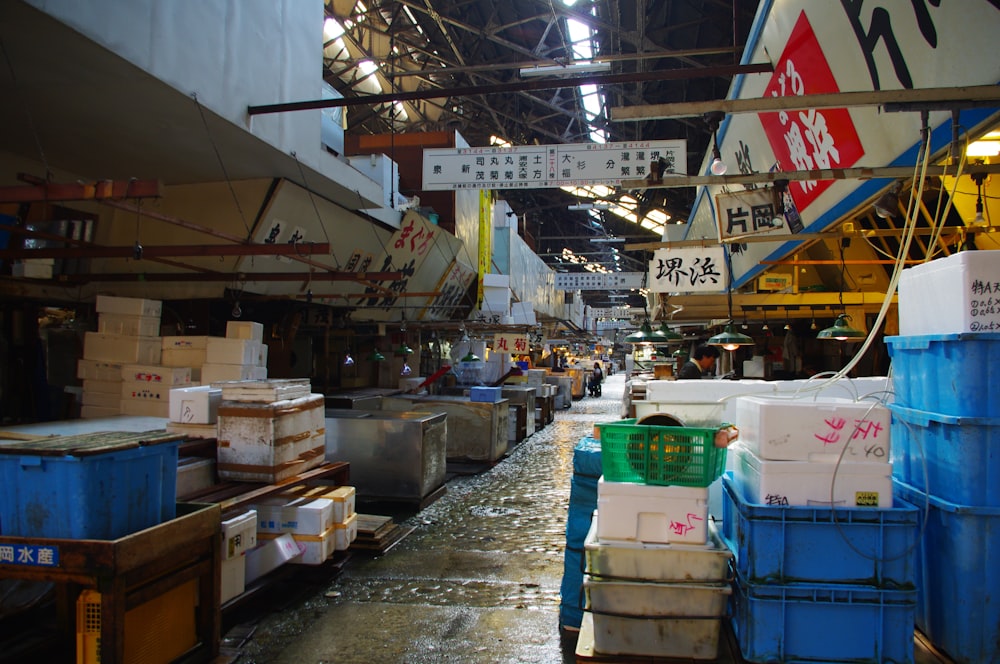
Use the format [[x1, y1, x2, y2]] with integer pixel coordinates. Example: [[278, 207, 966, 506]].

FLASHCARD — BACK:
[[710, 156, 728, 176], [722, 342, 740, 351], [231, 302, 242, 319], [344, 353, 354, 366]]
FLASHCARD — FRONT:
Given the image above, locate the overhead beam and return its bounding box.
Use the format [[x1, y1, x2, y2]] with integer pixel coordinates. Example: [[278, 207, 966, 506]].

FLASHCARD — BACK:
[[44, 271, 403, 284], [0, 178, 161, 204], [610, 84, 1000, 121], [1, 243, 331, 260], [248, 63, 773, 115]]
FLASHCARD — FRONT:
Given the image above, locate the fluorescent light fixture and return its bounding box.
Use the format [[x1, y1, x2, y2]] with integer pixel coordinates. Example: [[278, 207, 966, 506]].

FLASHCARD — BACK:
[[568, 202, 611, 211], [589, 237, 625, 243], [520, 61, 611, 78]]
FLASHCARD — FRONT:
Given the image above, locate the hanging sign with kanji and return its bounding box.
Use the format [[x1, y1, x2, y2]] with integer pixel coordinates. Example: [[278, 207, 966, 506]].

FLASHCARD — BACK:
[[647, 246, 726, 293], [493, 332, 530, 355], [422, 140, 687, 191], [715, 188, 785, 241]]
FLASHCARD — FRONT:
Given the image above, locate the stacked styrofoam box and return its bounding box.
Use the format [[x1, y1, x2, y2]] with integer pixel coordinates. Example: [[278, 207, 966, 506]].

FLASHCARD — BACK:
[[732, 396, 893, 507], [80, 295, 163, 418], [120, 364, 192, 418], [220, 509, 257, 603], [898, 249, 1000, 336], [216, 381, 325, 483], [281, 485, 358, 551], [11, 258, 54, 279], [582, 519, 732, 659], [166, 384, 222, 439], [161, 336, 210, 383], [201, 321, 268, 384], [251, 494, 339, 565], [480, 273, 510, 316]]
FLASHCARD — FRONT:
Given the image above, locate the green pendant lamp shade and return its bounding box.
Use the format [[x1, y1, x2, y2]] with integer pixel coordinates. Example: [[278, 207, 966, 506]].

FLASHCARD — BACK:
[[367, 348, 386, 362], [624, 320, 655, 344], [817, 314, 866, 341], [707, 324, 754, 351], [461, 351, 481, 362], [653, 321, 683, 342], [396, 342, 414, 356]]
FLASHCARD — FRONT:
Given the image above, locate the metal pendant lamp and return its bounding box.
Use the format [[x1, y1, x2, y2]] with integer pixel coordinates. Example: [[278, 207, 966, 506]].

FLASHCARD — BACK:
[[367, 348, 386, 362], [817, 314, 866, 341], [653, 321, 684, 342], [707, 248, 754, 351], [623, 320, 654, 344]]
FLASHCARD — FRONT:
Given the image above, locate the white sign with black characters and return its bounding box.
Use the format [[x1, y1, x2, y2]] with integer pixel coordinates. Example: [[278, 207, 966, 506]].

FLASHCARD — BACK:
[[554, 271, 645, 291], [647, 247, 726, 294], [422, 140, 686, 191]]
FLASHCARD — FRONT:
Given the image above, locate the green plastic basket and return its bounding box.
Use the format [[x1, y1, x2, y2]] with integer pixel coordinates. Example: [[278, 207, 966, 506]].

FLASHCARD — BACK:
[[596, 418, 728, 487]]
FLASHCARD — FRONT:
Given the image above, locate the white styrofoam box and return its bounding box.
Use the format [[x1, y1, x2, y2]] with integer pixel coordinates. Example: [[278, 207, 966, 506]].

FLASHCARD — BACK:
[[525, 369, 546, 387], [244, 533, 302, 584], [119, 398, 169, 418], [254, 365, 268, 380], [82, 379, 122, 395], [161, 347, 207, 368], [98, 313, 160, 337], [166, 421, 217, 440], [584, 518, 732, 583], [220, 554, 246, 603], [283, 486, 356, 523], [207, 337, 262, 366], [221, 510, 258, 559], [482, 273, 510, 288], [284, 526, 336, 565], [95, 294, 162, 318], [736, 395, 891, 462], [256, 344, 268, 367], [732, 445, 893, 507], [121, 381, 172, 402], [80, 405, 120, 419], [81, 390, 121, 408], [584, 575, 730, 618], [596, 478, 709, 545], [83, 332, 161, 364], [216, 394, 325, 482], [169, 385, 222, 424], [201, 363, 258, 383], [226, 320, 264, 342], [645, 379, 776, 403], [899, 250, 1000, 335], [77, 359, 125, 381], [333, 512, 358, 550], [161, 335, 210, 351], [121, 364, 191, 386], [11, 261, 53, 278], [254, 496, 334, 536], [773, 377, 894, 402], [399, 376, 424, 392], [633, 400, 728, 427]]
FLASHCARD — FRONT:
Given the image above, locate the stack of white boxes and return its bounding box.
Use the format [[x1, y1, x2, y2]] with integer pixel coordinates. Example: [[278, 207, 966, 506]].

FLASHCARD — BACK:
[[215, 379, 326, 483], [79, 295, 163, 419], [277, 485, 358, 553], [166, 384, 223, 439], [220, 509, 257, 603], [202, 321, 268, 384], [120, 364, 192, 418], [161, 335, 211, 383], [251, 494, 342, 566], [731, 396, 893, 507]]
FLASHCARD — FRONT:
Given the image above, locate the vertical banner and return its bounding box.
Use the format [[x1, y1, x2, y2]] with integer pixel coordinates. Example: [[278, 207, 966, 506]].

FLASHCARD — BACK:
[[477, 190, 494, 309]]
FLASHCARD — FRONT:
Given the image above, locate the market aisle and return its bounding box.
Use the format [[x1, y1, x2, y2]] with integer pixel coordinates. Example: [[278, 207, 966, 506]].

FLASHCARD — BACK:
[[237, 375, 624, 664]]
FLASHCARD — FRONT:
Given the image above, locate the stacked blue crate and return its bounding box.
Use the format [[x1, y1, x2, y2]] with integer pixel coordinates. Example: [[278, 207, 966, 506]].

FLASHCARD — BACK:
[[721, 475, 919, 663], [886, 332, 1000, 664], [559, 435, 602, 631]]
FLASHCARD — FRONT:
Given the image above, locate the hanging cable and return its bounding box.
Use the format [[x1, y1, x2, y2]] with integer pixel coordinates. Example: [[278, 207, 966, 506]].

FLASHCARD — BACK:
[[191, 92, 253, 239]]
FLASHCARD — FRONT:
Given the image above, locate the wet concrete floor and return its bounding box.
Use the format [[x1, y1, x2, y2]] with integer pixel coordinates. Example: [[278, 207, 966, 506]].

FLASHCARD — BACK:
[[233, 376, 623, 664]]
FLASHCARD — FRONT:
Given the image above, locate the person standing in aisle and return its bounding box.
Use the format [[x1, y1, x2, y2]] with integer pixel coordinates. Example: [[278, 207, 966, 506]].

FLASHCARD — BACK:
[[677, 345, 720, 379]]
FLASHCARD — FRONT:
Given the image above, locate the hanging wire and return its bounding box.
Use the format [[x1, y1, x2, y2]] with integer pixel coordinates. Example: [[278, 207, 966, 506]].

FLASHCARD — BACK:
[[291, 151, 340, 269], [191, 92, 253, 239]]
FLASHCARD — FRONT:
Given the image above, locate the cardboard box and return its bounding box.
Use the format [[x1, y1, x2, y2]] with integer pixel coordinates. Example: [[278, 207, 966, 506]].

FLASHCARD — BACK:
[[121, 364, 191, 386], [254, 497, 334, 536], [95, 294, 162, 318], [82, 379, 122, 395], [244, 533, 302, 584], [201, 363, 259, 383], [169, 385, 222, 424], [161, 348, 207, 368], [98, 313, 161, 337], [77, 359, 125, 381], [161, 335, 210, 351], [121, 381, 172, 402], [83, 332, 162, 364], [226, 321, 264, 342], [119, 399, 169, 418], [220, 554, 246, 604], [81, 390, 121, 408], [221, 509, 258, 559], [206, 338, 261, 365]]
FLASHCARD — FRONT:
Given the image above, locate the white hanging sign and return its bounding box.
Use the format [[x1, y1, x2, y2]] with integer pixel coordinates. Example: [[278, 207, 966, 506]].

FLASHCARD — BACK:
[[554, 271, 645, 290], [647, 247, 726, 293], [715, 188, 788, 241]]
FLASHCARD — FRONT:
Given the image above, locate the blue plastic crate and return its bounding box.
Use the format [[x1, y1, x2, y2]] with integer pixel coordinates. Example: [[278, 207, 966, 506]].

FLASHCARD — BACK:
[[720, 475, 918, 588], [731, 570, 917, 664], [894, 480, 1000, 664], [572, 436, 603, 479], [885, 333, 1000, 417], [889, 404, 1000, 507], [0, 431, 180, 540], [469, 386, 503, 402]]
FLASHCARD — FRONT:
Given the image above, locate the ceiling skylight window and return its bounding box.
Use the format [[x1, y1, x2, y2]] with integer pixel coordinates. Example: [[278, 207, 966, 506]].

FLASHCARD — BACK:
[[323, 18, 345, 41]]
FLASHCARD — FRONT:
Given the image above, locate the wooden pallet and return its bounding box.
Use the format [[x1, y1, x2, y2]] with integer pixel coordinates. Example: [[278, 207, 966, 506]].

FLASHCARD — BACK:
[[350, 514, 415, 554]]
